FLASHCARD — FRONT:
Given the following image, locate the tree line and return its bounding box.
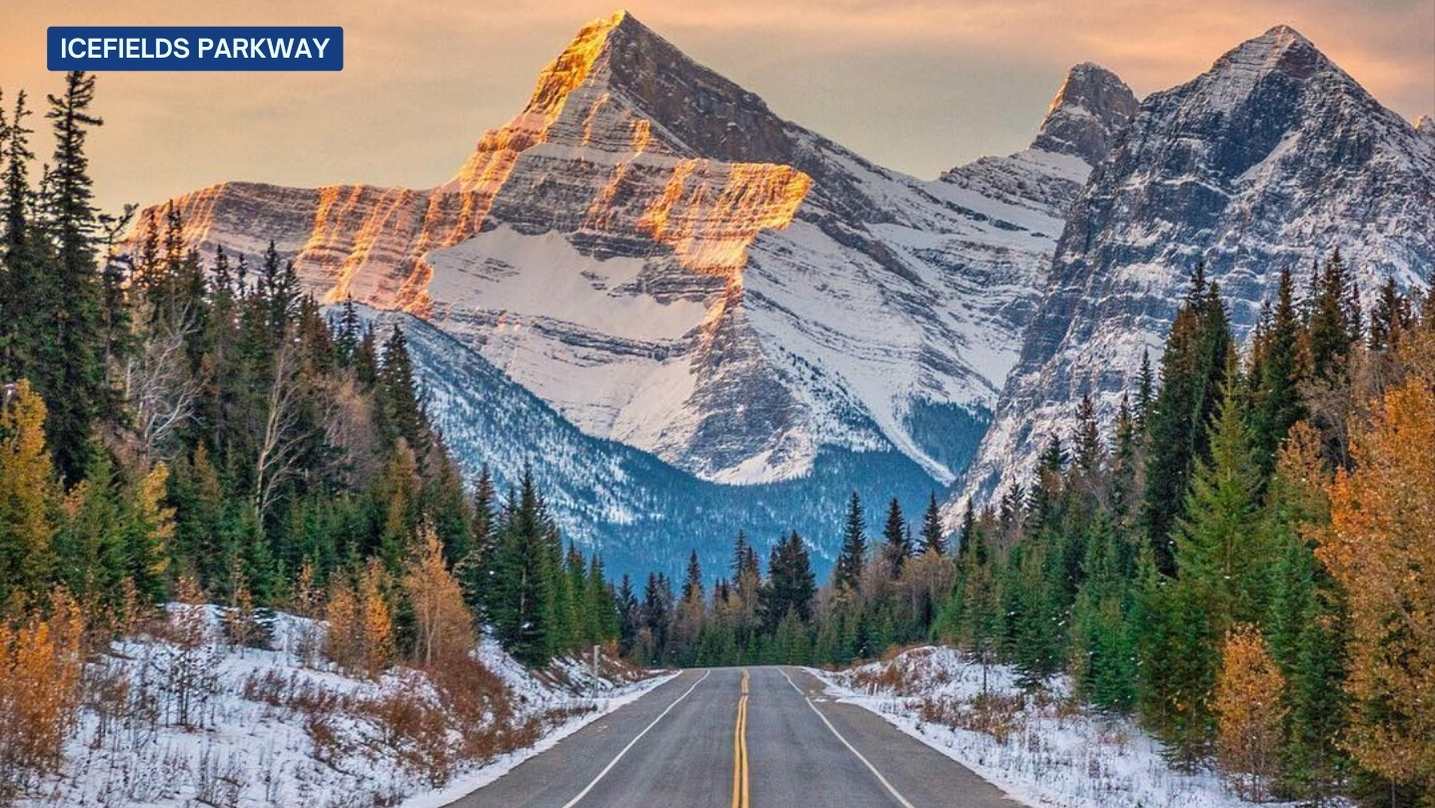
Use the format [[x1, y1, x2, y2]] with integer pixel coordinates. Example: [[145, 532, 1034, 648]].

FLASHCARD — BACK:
[[0, 73, 632, 797], [626, 258, 1435, 806]]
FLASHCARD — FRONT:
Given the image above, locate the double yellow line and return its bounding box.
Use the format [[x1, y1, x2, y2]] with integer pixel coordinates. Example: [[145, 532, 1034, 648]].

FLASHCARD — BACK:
[[731, 669, 750, 808]]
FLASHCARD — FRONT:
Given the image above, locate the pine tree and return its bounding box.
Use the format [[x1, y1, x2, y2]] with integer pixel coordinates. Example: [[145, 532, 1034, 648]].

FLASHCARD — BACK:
[[1307, 250, 1359, 383], [833, 491, 865, 592], [681, 550, 703, 603], [1141, 269, 1232, 574], [1249, 267, 1305, 477], [919, 493, 947, 555], [1073, 394, 1102, 473], [881, 498, 909, 574], [1146, 364, 1266, 764], [1, 91, 45, 383], [1134, 349, 1154, 434], [761, 531, 815, 630], [458, 465, 496, 616], [488, 468, 550, 665], [378, 324, 432, 462], [1367, 276, 1411, 353], [39, 72, 107, 481]]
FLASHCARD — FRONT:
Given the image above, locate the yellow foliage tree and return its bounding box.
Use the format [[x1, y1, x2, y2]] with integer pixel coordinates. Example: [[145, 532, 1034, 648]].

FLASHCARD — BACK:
[[324, 575, 362, 671], [128, 462, 174, 601], [1212, 624, 1287, 801], [0, 588, 86, 797], [359, 560, 394, 676], [1318, 378, 1435, 794], [402, 524, 474, 667], [0, 381, 58, 609]]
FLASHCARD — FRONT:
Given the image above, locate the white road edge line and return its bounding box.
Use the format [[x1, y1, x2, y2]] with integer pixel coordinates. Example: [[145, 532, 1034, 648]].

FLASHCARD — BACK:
[[779, 668, 916, 808], [561, 669, 712, 808]]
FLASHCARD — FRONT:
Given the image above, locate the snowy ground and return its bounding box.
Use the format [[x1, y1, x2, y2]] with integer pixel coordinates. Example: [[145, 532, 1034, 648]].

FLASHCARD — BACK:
[[18, 606, 671, 808], [811, 646, 1307, 808]]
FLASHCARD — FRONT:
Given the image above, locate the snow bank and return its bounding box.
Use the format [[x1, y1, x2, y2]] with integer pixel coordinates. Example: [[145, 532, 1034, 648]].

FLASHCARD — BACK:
[[17, 605, 670, 808], [810, 646, 1316, 808]]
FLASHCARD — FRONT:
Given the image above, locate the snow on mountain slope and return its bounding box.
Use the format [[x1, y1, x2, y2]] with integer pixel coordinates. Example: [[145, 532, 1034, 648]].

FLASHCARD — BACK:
[[363, 307, 948, 583], [955, 25, 1435, 511], [133, 11, 1132, 489]]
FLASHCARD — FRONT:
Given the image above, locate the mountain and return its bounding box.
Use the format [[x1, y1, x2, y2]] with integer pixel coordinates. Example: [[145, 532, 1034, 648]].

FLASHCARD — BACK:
[[359, 306, 938, 583], [956, 25, 1435, 508], [134, 11, 1131, 491]]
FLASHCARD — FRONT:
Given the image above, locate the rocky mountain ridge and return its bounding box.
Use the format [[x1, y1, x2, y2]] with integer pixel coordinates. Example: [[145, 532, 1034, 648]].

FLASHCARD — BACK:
[[954, 24, 1435, 510], [135, 10, 1132, 489]]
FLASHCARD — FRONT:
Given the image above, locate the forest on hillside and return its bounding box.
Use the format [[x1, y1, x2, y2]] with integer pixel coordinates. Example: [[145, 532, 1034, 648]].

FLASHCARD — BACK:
[[0, 72, 1431, 807], [619, 259, 1435, 805]]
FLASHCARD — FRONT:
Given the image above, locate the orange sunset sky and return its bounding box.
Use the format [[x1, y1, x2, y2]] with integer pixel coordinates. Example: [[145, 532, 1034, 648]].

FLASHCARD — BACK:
[[2, 0, 1432, 218]]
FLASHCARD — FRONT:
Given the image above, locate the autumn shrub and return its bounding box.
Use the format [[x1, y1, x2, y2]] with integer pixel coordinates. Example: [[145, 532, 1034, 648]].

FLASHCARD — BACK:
[[0, 588, 86, 803], [1212, 624, 1287, 801], [325, 561, 394, 677]]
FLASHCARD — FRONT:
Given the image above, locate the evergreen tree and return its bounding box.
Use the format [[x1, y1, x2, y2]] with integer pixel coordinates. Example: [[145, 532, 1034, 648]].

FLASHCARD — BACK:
[[1141, 268, 1232, 574], [919, 493, 947, 555], [1073, 394, 1102, 473], [378, 325, 431, 461], [761, 531, 815, 629], [833, 491, 866, 592], [1249, 268, 1305, 477], [681, 550, 703, 603], [1367, 276, 1411, 353], [1307, 251, 1358, 383], [881, 497, 909, 574], [488, 468, 550, 665], [1134, 349, 1154, 433], [38, 72, 107, 481], [1, 91, 45, 382]]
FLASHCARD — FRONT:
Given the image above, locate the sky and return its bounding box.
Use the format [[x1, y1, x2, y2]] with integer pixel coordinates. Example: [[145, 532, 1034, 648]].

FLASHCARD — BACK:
[[3, 0, 1432, 217]]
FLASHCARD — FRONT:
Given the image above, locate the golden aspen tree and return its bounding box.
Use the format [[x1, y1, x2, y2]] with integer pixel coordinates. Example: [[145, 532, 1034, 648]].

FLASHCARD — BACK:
[[1318, 378, 1435, 795], [323, 575, 361, 671], [0, 381, 58, 609], [1212, 624, 1287, 800], [359, 560, 394, 676], [402, 524, 473, 668]]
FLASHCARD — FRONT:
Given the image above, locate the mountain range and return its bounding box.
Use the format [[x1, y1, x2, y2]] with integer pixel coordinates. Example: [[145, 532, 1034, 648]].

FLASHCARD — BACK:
[[131, 12, 1432, 579]]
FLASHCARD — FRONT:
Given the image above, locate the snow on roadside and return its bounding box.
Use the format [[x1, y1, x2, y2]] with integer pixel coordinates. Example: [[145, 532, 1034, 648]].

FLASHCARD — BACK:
[[17, 605, 670, 808], [810, 646, 1311, 808]]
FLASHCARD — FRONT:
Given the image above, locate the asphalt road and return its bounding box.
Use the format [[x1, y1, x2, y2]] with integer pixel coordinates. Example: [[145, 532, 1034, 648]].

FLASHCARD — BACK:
[[450, 666, 1021, 808]]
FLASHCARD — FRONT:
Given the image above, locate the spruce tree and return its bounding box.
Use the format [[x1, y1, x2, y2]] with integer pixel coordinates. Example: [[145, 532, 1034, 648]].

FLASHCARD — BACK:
[[1249, 268, 1304, 477], [833, 491, 866, 592], [682, 550, 703, 603], [1134, 349, 1154, 433], [1141, 269, 1232, 574], [761, 531, 815, 629], [1073, 394, 1102, 473], [919, 493, 947, 555], [39, 72, 106, 481], [881, 497, 909, 574]]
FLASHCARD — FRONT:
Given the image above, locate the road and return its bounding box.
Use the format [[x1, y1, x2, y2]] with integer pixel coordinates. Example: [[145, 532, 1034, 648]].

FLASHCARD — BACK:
[[450, 666, 1021, 808]]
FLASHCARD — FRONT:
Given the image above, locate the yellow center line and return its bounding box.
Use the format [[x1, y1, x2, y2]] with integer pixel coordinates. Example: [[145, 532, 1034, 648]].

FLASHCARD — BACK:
[[732, 669, 750, 808]]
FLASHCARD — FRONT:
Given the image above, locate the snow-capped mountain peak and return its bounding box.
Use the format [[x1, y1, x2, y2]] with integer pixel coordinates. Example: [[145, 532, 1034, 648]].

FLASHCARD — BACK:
[[133, 11, 1103, 490], [1030, 62, 1139, 164], [953, 24, 1435, 513]]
